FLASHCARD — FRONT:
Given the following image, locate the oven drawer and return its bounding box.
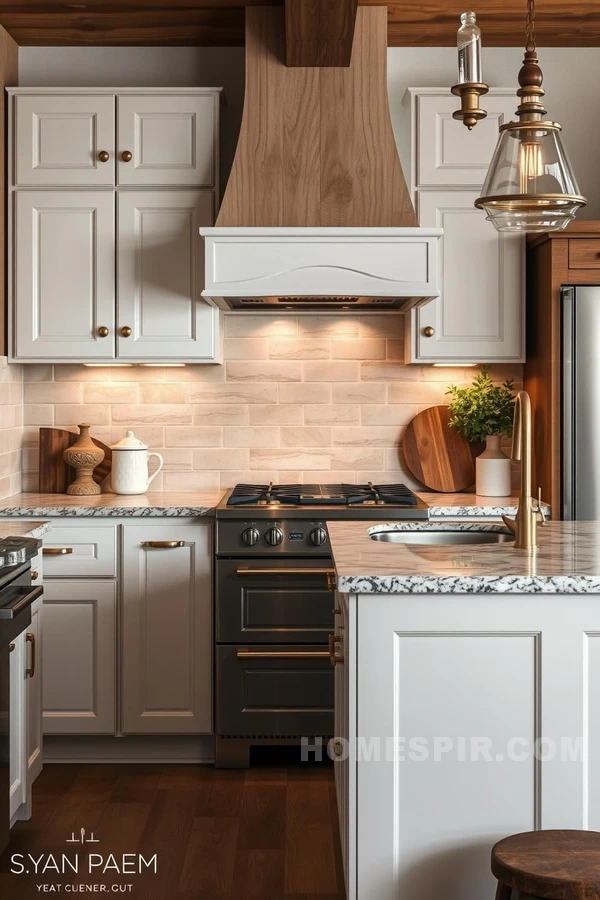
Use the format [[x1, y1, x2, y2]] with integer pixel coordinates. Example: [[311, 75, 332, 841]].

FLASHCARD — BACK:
[[216, 558, 335, 643], [216, 644, 334, 737]]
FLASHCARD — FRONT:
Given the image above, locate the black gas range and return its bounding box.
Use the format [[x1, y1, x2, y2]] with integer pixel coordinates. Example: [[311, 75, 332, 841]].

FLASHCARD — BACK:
[[213, 484, 428, 767]]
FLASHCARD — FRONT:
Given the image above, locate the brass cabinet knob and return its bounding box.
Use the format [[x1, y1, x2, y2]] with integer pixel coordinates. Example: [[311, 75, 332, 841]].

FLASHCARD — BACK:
[[31, 570, 39, 581], [121, 150, 133, 162], [97, 150, 110, 162], [97, 326, 109, 338], [120, 326, 132, 338], [423, 326, 435, 337]]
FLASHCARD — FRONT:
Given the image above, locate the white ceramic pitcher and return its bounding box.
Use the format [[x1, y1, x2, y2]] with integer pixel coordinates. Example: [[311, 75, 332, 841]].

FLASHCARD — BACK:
[[110, 431, 163, 495]]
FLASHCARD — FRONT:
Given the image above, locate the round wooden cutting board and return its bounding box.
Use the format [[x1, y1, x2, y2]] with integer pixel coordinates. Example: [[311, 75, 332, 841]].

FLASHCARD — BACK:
[[403, 405, 479, 493]]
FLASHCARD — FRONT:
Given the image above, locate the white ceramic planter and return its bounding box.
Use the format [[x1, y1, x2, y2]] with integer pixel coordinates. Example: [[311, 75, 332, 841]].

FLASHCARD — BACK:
[[475, 434, 511, 497]]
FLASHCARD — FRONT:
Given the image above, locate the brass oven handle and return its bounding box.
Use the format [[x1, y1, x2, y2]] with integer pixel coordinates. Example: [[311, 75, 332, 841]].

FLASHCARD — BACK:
[[236, 650, 330, 660], [329, 633, 344, 667], [236, 566, 336, 591], [141, 541, 185, 549], [26, 633, 35, 678], [43, 547, 73, 555]]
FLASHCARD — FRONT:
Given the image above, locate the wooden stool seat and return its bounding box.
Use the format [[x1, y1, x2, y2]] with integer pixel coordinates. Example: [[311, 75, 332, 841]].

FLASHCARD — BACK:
[[492, 830, 600, 900]]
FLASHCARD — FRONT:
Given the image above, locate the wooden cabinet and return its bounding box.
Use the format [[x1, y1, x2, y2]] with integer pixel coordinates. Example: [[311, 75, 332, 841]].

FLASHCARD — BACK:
[[413, 190, 524, 362], [117, 93, 218, 187], [121, 523, 212, 734], [14, 93, 115, 187], [525, 222, 600, 516], [42, 580, 116, 734], [117, 191, 218, 361], [407, 88, 524, 364], [8, 88, 223, 364], [15, 190, 115, 360]]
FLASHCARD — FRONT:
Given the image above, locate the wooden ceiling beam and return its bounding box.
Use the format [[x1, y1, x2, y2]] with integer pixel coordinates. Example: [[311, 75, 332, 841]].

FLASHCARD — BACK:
[[284, 0, 358, 66]]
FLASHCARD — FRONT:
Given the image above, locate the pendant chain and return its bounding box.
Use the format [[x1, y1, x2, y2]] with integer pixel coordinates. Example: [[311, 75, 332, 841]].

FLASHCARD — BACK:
[[525, 0, 536, 53]]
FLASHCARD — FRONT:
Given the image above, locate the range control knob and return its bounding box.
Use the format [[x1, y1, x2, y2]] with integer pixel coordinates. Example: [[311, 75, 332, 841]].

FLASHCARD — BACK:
[[265, 526, 284, 546], [309, 526, 328, 547], [241, 527, 260, 547]]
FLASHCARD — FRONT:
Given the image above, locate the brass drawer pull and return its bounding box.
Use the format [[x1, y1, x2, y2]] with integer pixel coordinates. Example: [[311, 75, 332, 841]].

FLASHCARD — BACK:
[[328, 633, 344, 667], [43, 547, 73, 556], [236, 650, 329, 660], [26, 633, 35, 678], [236, 566, 336, 591], [141, 540, 185, 549]]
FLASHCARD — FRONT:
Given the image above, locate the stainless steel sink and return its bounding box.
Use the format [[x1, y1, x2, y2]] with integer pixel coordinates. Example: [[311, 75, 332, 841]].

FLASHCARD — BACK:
[[369, 528, 514, 545]]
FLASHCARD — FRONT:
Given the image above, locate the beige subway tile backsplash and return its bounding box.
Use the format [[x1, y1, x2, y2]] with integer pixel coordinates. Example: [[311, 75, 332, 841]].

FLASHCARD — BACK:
[[16, 317, 522, 492]]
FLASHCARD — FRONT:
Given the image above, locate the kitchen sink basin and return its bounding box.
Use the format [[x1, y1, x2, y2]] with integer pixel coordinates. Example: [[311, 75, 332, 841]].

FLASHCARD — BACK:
[[369, 527, 515, 545]]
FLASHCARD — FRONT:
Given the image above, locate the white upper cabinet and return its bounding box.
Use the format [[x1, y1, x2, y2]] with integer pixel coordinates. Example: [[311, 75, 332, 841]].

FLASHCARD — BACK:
[[14, 94, 115, 187], [414, 190, 524, 362], [407, 88, 524, 364], [117, 93, 218, 187], [8, 88, 223, 364], [118, 190, 218, 361], [15, 190, 116, 360], [412, 91, 517, 188]]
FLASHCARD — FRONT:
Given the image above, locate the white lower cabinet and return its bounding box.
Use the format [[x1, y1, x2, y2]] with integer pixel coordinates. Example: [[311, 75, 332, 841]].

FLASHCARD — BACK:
[[121, 523, 212, 734], [9, 632, 27, 822], [339, 591, 600, 900], [42, 580, 116, 734], [38, 519, 213, 741], [25, 598, 43, 789]]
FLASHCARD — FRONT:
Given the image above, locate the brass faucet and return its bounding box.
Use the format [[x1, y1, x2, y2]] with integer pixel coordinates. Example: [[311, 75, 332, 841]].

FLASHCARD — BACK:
[[502, 390, 547, 550]]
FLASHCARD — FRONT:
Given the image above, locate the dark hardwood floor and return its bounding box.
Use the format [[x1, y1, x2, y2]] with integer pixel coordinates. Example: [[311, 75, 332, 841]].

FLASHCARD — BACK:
[[0, 752, 346, 899]]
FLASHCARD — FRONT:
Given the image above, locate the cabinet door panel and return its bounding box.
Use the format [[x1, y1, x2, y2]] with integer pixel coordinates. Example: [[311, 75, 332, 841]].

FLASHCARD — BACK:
[[9, 633, 26, 821], [415, 93, 515, 187], [15, 94, 115, 187], [117, 93, 217, 186], [42, 581, 116, 735], [117, 190, 219, 361], [413, 190, 524, 363], [15, 191, 116, 360], [121, 524, 212, 735], [26, 601, 43, 788]]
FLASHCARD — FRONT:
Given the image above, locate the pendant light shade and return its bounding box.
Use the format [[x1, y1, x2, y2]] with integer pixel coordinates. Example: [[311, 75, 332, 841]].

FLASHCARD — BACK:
[[475, 0, 586, 232]]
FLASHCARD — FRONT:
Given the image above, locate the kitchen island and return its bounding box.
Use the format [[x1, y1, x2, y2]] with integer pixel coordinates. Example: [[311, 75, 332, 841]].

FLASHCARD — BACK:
[[327, 520, 600, 900]]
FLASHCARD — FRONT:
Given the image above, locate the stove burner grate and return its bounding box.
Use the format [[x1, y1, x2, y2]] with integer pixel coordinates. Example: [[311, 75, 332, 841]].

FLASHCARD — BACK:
[[227, 482, 418, 507]]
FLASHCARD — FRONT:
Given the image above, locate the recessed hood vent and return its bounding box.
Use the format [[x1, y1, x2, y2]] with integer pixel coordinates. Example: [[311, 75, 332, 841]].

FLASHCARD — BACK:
[[201, 7, 441, 314]]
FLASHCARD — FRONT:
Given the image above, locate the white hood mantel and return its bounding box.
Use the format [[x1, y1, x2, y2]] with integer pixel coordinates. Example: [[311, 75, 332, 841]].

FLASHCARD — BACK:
[[204, 7, 441, 314], [201, 227, 442, 312]]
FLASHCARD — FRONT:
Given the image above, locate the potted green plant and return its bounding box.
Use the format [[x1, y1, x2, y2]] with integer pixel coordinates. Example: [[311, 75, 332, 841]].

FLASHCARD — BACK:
[[446, 367, 516, 497]]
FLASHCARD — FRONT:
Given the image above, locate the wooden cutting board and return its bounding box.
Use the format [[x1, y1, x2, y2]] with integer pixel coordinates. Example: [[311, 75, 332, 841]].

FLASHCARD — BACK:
[[39, 427, 112, 494], [403, 405, 481, 493]]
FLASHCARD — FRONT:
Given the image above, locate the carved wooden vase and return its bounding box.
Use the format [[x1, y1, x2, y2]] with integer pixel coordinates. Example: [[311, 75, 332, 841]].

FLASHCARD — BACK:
[[63, 424, 105, 496]]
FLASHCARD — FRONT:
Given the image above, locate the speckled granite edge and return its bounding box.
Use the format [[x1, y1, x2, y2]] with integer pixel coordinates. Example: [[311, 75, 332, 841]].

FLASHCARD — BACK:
[[367, 522, 508, 534], [428, 504, 519, 517], [0, 506, 217, 518], [23, 521, 52, 538], [337, 574, 600, 594]]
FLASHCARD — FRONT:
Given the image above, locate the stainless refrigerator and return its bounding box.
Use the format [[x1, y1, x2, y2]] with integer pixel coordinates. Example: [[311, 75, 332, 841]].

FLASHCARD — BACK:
[[562, 285, 600, 520]]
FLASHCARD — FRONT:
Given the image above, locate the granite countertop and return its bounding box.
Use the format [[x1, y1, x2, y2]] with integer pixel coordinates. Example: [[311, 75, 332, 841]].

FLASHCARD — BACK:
[[0, 491, 537, 519], [328, 520, 600, 594], [417, 492, 549, 518], [0, 520, 51, 539], [0, 492, 223, 517]]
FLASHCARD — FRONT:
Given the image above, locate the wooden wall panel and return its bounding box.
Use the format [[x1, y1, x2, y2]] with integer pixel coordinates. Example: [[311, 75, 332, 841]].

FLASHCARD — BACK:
[[0, 25, 17, 356], [217, 6, 416, 228], [285, 0, 357, 67]]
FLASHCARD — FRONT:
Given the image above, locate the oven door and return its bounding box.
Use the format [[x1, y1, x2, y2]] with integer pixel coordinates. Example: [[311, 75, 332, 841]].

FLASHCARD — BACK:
[[216, 644, 334, 737], [216, 558, 335, 644]]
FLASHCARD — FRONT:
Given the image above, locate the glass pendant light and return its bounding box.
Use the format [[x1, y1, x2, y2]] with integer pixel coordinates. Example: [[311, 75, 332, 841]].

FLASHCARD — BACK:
[[475, 0, 586, 232]]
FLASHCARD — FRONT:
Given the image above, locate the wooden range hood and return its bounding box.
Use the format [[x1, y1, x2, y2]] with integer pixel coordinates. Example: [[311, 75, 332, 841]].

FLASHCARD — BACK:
[[201, 5, 441, 312]]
